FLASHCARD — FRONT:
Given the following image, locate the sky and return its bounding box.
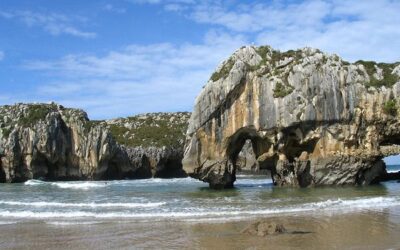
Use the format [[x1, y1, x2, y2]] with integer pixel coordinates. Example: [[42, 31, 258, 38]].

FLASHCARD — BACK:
[[1, 0, 400, 163], [0, 0, 399, 119]]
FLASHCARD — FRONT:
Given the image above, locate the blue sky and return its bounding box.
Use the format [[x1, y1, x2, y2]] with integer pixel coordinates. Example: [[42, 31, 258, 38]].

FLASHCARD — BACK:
[[1, 0, 400, 163], [0, 0, 399, 119]]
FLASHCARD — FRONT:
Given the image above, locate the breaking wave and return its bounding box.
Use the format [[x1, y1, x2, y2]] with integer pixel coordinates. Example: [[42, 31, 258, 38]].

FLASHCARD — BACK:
[[0, 201, 166, 208], [0, 197, 398, 221]]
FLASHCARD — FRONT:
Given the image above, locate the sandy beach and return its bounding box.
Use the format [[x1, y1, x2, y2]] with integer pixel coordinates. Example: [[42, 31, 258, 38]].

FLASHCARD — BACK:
[[1, 210, 400, 249]]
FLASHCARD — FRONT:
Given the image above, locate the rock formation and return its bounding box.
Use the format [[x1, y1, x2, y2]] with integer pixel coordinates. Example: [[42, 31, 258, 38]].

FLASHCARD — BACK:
[[0, 103, 189, 182], [106, 112, 190, 178], [236, 140, 260, 173], [182, 45, 400, 188]]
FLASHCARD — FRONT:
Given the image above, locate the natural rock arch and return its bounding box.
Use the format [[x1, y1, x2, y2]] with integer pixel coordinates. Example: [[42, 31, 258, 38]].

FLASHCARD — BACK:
[[183, 45, 400, 188], [226, 127, 268, 168]]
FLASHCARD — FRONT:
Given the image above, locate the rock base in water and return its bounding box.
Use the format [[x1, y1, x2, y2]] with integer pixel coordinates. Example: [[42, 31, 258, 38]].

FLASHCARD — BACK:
[[0, 103, 189, 182], [183, 45, 400, 189], [378, 171, 400, 182]]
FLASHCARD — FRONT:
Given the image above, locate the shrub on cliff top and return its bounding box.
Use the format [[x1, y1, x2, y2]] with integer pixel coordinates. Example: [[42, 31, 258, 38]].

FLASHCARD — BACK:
[[356, 60, 399, 88], [271, 49, 302, 66], [210, 57, 235, 82], [19, 104, 57, 127], [108, 113, 190, 148], [250, 46, 303, 72]]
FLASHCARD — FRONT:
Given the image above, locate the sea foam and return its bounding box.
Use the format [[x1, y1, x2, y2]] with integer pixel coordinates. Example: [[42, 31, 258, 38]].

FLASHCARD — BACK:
[[0, 201, 166, 208], [0, 197, 398, 221]]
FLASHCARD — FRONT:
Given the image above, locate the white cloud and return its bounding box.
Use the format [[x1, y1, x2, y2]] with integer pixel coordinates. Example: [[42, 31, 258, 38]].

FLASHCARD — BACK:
[[0, 10, 96, 38], [11, 0, 400, 118], [24, 31, 247, 119], [254, 1, 400, 62], [0, 51, 4, 61], [184, 0, 400, 62], [191, 1, 331, 33], [133, 0, 400, 62]]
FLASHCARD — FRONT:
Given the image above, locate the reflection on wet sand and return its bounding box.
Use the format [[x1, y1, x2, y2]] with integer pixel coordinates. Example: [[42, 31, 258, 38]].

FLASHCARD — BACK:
[[1, 210, 400, 249], [190, 211, 400, 249]]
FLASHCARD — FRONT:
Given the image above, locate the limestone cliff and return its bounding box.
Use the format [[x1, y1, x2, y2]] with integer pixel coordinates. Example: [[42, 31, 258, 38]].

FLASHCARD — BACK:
[[0, 103, 189, 182], [106, 112, 190, 178], [182, 45, 400, 188]]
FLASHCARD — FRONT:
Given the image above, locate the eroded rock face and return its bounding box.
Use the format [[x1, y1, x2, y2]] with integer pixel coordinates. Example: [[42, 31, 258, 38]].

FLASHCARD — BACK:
[[0, 103, 188, 182], [0, 104, 117, 181], [236, 140, 260, 173], [183, 45, 400, 188], [105, 112, 190, 178]]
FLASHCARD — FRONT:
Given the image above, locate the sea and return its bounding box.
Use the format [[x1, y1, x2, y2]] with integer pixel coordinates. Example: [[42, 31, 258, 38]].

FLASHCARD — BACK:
[[0, 165, 400, 249]]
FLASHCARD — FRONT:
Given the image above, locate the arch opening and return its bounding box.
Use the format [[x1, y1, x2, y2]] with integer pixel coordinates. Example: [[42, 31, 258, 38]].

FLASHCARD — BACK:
[[377, 137, 400, 182], [226, 127, 274, 183], [383, 155, 400, 174]]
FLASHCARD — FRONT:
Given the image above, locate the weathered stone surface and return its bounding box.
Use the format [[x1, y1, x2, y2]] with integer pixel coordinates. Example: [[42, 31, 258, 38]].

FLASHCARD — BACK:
[[183, 45, 400, 188], [0, 103, 188, 182], [122, 146, 187, 178], [236, 140, 260, 172], [105, 112, 190, 178]]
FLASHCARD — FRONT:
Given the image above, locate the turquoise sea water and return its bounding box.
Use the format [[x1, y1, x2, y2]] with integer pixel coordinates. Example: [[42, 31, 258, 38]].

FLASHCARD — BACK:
[[386, 164, 400, 173], [0, 174, 399, 225], [1, 173, 400, 249]]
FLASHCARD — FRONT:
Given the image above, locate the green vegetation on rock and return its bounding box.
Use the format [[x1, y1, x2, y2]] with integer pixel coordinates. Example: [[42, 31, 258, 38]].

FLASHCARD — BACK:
[[255, 46, 270, 64], [19, 104, 57, 127], [107, 112, 190, 148], [210, 57, 235, 82], [273, 82, 294, 98], [356, 60, 400, 88], [249, 46, 303, 73], [271, 49, 303, 66], [1, 127, 11, 137], [383, 99, 397, 116], [83, 120, 102, 133]]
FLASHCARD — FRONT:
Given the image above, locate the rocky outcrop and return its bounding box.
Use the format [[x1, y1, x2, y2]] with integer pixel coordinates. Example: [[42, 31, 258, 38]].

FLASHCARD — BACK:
[[119, 146, 187, 178], [183, 45, 400, 188], [0, 103, 189, 182], [105, 112, 190, 178]]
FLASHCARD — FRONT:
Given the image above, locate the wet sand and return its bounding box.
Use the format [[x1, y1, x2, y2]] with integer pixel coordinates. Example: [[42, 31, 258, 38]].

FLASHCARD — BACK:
[[1, 210, 400, 249]]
